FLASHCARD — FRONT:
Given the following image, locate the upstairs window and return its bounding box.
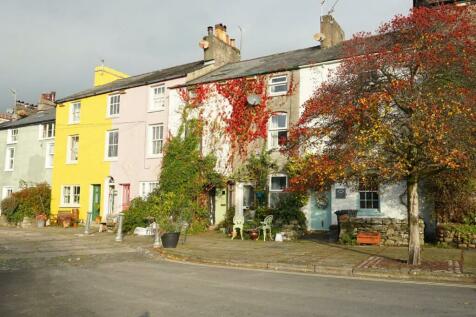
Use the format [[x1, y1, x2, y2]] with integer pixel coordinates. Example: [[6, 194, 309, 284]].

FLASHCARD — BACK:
[[4, 147, 15, 171], [7, 129, 18, 144], [148, 124, 164, 156], [150, 85, 166, 111], [268, 113, 288, 150], [106, 130, 119, 159], [1, 187, 13, 200], [39, 123, 55, 139], [268, 75, 288, 96], [359, 180, 380, 210], [67, 135, 79, 163], [108, 94, 120, 117], [70, 102, 81, 124]]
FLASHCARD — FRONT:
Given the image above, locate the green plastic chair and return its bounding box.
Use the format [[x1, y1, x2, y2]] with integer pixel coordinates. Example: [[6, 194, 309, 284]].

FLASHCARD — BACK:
[[231, 215, 244, 240], [260, 215, 273, 241]]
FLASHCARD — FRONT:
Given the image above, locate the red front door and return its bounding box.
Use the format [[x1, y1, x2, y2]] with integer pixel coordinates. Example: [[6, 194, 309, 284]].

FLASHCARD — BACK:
[[121, 184, 130, 211]]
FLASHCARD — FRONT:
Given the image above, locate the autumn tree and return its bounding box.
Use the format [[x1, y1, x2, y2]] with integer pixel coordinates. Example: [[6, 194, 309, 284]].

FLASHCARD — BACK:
[[288, 5, 476, 265]]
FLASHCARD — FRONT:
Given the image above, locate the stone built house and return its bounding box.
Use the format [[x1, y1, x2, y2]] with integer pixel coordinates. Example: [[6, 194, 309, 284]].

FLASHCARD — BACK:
[[50, 24, 240, 222], [0, 93, 56, 213], [181, 16, 433, 238]]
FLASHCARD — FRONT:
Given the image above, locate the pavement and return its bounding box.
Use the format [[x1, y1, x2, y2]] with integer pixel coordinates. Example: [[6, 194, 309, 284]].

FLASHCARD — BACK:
[[0, 226, 475, 317], [159, 231, 476, 284]]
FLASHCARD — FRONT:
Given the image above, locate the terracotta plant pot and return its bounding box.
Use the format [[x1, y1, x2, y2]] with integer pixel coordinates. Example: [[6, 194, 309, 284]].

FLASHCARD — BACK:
[[63, 218, 71, 228], [357, 232, 381, 245], [249, 230, 259, 241]]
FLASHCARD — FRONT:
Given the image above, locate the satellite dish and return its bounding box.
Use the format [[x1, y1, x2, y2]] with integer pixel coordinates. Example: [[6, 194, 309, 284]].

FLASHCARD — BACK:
[[247, 94, 261, 106], [199, 40, 209, 49], [313, 33, 326, 42]]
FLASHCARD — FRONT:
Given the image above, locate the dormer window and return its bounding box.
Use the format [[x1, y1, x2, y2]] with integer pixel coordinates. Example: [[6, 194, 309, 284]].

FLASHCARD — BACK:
[[268, 75, 288, 96], [150, 85, 166, 112]]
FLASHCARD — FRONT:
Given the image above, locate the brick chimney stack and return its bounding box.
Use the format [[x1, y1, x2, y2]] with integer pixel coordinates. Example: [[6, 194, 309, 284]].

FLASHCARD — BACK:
[[200, 23, 240, 66], [320, 15, 345, 49], [38, 91, 56, 111]]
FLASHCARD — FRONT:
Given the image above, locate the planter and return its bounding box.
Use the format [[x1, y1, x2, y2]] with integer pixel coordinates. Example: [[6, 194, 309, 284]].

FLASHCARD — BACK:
[[161, 232, 180, 248], [37, 219, 46, 228], [357, 232, 381, 245], [248, 229, 259, 240]]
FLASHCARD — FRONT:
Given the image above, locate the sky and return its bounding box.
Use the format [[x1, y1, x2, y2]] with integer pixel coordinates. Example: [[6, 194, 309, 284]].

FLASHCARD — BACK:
[[0, 0, 413, 111]]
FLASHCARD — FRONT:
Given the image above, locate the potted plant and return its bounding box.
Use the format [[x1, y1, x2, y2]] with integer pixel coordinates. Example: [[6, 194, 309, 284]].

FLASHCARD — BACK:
[[151, 192, 191, 248], [36, 214, 47, 228]]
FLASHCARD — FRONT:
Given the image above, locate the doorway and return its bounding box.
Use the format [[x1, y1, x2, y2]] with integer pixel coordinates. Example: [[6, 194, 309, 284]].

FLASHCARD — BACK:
[[310, 191, 332, 230]]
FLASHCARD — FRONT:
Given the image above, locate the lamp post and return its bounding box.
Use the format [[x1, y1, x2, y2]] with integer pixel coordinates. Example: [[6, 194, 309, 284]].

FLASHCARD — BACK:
[[84, 211, 92, 235], [153, 222, 162, 248]]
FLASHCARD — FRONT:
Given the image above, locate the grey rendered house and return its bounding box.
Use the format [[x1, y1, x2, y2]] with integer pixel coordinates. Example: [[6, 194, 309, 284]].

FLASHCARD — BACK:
[[0, 108, 55, 210]]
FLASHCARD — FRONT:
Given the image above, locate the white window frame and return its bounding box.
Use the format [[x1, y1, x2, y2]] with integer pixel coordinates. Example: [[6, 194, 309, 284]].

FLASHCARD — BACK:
[[268, 75, 288, 96], [67, 135, 79, 164], [107, 94, 121, 117], [359, 181, 380, 211], [139, 181, 159, 198], [268, 113, 288, 150], [149, 85, 166, 112], [148, 124, 164, 157], [7, 129, 18, 144], [2, 186, 14, 200], [4, 147, 15, 171], [268, 174, 288, 208], [105, 130, 119, 160], [61, 185, 81, 207], [45, 142, 55, 168], [69, 102, 81, 124], [39, 122, 55, 140]]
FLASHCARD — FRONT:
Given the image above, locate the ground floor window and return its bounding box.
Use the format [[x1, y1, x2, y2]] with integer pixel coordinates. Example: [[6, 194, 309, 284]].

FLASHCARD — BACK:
[[359, 180, 379, 210], [269, 175, 288, 208], [139, 181, 159, 198], [62, 185, 80, 207], [2, 186, 14, 200]]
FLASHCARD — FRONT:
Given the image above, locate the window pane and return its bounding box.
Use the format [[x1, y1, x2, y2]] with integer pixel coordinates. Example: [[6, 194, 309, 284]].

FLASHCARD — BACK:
[[271, 76, 287, 84], [277, 131, 287, 145], [271, 177, 287, 191]]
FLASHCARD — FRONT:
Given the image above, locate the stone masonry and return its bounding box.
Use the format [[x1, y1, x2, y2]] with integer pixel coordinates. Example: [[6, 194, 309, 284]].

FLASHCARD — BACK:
[[339, 217, 424, 246]]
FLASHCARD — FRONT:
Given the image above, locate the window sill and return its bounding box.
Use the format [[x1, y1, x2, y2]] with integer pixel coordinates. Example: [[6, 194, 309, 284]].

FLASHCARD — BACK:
[[4, 169, 14, 172], [148, 108, 165, 113], [6, 142, 17, 145], [269, 92, 288, 97], [107, 115, 120, 119], [104, 157, 118, 162], [146, 154, 163, 159], [39, 137, 55, 141], [68, 122, 80, 125], [60, 204, 80, 208], [66, 161, 78, 165]]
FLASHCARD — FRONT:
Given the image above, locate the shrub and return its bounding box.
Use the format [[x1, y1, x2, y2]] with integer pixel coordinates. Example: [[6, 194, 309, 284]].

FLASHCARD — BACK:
[[0, 183, 51, 224], [123, 197, 150, 233], [271, 193, 307, 229]]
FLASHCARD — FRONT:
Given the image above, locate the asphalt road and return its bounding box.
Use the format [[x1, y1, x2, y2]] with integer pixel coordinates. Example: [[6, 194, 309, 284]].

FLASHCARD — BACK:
[[0, 228, 475, 317]]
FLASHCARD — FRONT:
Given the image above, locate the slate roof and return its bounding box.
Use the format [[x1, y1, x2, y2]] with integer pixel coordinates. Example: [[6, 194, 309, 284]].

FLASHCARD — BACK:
[[0, 108, 55, 130], [186, 44, 343, 86], [56, 60, 206, 103]]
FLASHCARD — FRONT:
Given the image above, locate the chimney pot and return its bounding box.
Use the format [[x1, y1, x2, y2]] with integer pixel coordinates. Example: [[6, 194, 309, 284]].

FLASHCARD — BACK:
[[230, 38, 236, 47], [207, 26, 213, 35]]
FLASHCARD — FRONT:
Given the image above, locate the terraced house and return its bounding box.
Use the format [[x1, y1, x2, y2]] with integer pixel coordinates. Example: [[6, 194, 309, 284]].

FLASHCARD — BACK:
[[51, 24, 240, 221], [0, 94, 56, 211], [182, 16, 433, 233]]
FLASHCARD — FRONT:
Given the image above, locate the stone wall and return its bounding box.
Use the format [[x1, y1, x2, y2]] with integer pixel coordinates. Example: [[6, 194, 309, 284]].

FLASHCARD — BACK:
[[437, 224, 476, 249], [339, 217, 424, 246]]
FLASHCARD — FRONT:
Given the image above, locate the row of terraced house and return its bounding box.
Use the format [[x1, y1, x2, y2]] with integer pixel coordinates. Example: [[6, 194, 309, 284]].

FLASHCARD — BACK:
[[0, 16, 435, 234]]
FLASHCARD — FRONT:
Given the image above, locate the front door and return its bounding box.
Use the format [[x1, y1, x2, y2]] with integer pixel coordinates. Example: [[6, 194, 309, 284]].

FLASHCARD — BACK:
[[91, 185, 101, 220], [121, 184, 130, 211], [215, 188, 227, 225], [310, 191, 332, 230]]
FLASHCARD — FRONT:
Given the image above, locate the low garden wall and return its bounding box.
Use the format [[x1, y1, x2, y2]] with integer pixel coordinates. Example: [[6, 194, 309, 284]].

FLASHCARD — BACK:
[[437, 224, 476, 249], [338, 216, 424, 246]]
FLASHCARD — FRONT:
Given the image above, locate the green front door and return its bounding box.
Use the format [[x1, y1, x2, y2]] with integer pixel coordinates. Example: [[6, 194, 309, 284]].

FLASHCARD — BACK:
[[215, 188, 227, 224], [91, 185, 101, 220], [310, 191, 332, 230]]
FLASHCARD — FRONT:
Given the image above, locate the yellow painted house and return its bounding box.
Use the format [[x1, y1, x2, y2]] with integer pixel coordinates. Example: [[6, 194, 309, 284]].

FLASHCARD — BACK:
[[50, 66, 128, 221]]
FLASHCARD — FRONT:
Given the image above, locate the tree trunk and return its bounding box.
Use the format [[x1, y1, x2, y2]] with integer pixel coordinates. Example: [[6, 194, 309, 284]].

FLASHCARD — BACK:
[[407, 177, 421, 266]]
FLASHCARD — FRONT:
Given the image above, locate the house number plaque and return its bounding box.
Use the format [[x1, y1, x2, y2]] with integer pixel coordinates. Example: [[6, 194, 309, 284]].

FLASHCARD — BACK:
[[335, 188, 346, 199]]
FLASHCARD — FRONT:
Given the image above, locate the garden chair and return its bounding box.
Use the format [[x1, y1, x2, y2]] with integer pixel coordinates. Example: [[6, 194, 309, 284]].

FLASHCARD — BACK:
[[260, 215, 273, 241], [231, 215, 244, 240]]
